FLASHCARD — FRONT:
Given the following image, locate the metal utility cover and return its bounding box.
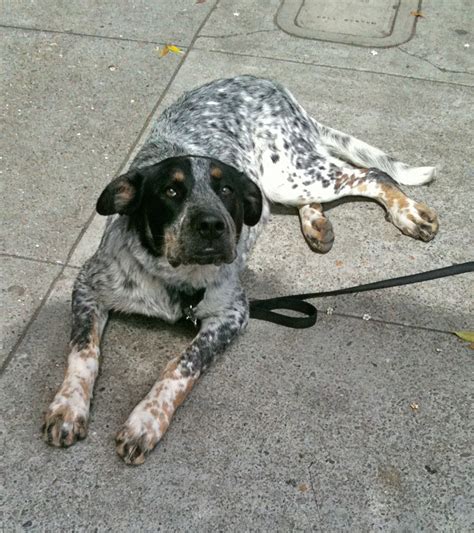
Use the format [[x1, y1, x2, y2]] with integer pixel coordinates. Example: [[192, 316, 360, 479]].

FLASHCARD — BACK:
[[276, 0, 420, 47]]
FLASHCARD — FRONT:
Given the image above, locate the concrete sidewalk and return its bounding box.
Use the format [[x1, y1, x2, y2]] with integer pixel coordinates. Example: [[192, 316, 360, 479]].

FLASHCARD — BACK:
[[1, 1, 473, 530]]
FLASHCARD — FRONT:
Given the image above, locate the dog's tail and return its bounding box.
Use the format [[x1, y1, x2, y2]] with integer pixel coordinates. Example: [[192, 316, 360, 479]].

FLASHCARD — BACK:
[[316, 122, 436, 186]]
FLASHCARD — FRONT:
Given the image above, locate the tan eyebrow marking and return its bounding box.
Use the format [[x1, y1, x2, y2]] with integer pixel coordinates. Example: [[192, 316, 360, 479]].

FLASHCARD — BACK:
[[210, 166, 223, 179], [171, 170, 185, 182]]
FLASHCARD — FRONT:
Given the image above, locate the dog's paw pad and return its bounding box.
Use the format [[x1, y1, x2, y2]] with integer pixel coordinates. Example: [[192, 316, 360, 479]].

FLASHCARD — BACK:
[[389, 201, 439, 242], [300, 206, 335, 254], [43, 407, 87, 447], [116, 426, 157, 465]]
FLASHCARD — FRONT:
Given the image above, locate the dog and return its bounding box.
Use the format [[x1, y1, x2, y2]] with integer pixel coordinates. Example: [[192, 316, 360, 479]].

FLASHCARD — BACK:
[[43, 75, 438, 464]]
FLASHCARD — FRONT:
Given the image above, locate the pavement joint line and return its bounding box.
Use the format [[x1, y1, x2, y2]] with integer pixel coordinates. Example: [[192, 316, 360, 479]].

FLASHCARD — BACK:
[[331, 311, 453, 335], [0, 0, 221, 377], [198, 29, 278, 39], [191, 46, 474, 89], [0, 22, 188, 49], [0, 252, 80, 269]]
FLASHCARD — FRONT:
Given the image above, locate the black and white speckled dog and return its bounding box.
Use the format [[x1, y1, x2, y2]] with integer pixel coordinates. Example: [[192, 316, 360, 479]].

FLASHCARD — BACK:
[[43, 76, 438, 464]]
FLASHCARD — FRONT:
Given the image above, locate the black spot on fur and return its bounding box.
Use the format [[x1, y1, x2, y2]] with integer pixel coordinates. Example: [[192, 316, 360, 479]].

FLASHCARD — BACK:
[[271, 154, 280, 163], [124, 278, 136, 290]]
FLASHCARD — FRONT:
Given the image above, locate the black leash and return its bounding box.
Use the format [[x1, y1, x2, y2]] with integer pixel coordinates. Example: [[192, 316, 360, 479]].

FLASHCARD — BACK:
[[249, 261, 474, 329]]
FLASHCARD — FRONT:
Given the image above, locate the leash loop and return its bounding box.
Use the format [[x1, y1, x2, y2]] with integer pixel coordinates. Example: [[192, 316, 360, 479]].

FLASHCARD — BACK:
[[249, 298, 317, 328]]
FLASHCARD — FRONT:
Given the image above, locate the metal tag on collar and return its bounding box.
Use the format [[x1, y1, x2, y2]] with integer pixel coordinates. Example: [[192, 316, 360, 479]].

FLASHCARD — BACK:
[[183, 305, 198, 327]]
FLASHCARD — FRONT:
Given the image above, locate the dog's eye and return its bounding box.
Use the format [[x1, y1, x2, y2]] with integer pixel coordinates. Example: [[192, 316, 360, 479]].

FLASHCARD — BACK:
[[165, 187, 178, 198], [221, 186, 233, 196]]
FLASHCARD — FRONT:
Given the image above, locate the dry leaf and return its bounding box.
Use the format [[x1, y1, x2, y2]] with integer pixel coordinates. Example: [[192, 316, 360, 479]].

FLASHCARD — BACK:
[[335, 260, 343, 268], [410, 402, 419, 411], [298, 483, 310, 493], [453, 331, 474, 343], [158, 44, 184, 58], [410, 10, 425, 18]]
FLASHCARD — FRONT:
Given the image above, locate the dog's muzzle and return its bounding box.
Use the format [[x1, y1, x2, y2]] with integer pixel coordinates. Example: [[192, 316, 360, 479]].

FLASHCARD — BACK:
[[186, 210, 236, 265]]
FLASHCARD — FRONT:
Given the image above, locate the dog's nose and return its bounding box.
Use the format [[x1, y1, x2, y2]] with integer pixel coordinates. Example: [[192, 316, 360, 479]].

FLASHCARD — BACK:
[[198, 215, 225, 240]]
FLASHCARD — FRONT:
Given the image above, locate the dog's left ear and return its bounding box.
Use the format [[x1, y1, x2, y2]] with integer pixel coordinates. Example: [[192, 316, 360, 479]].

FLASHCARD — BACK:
[[240, 174, 263, 226], [96, 169, 144, 216]]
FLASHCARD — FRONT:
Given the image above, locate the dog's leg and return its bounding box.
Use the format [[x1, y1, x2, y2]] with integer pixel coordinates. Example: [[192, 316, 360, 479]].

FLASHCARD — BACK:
[[266, 164, 438, 243], [298, 203, 335, 253], [330, 168, 439, 242], [116, 292, 248, 465], [43, 268, 108, 447]]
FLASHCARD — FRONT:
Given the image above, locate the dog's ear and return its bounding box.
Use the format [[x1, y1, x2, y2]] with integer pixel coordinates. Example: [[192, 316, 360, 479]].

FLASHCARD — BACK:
[[96, 169, 144, 216], [240, 174, 263, 226]]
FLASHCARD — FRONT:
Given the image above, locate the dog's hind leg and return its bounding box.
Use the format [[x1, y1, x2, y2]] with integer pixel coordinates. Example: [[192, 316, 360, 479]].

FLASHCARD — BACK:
[[43, 267, 108, 447], [330, 167, 439, 242], [298, 203, 335, 253], [265, 162, 438, 244]]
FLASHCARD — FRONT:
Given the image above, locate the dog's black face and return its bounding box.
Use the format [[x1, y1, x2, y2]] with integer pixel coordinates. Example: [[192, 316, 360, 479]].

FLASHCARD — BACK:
[[96, 156, 262, 267]]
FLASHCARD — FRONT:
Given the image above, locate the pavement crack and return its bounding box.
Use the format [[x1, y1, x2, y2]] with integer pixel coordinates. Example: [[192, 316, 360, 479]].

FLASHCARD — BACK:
[[198, 29, 278, 40], [398, 46, 472, 75], [308, 461, 322, 520]]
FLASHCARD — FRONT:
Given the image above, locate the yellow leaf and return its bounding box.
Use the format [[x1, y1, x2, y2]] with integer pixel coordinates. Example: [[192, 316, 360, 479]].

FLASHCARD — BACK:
[[410, 10, 425, 18], [157, 44, 184, 58], [167, 45, 183, 55], [453, 331, 474, 342]]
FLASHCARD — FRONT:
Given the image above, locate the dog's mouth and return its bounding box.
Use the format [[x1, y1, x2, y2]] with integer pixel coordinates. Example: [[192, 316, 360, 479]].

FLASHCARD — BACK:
[[168, 246, 236, 267]]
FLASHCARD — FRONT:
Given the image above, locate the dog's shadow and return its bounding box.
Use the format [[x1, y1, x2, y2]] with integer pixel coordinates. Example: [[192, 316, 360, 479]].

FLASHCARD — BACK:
[[270, 196, 376, 217]]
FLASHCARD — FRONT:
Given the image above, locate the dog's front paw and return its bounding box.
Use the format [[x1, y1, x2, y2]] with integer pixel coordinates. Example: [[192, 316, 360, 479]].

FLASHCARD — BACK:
[[116, 414, 161, 465], [299, 204, 335, 253], [43, 401, 88, 447], [388, 200, 439, 242]]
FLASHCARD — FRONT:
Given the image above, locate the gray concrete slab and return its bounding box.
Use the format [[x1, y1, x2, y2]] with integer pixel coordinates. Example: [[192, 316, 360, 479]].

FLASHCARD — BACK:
[[0, 256, 61, 366], [68, 49, 473, 331], [196, 0, 474, 86], [1, 0, 217, 45], [1, 28, 181, 263], [1, 268, 471, 530]]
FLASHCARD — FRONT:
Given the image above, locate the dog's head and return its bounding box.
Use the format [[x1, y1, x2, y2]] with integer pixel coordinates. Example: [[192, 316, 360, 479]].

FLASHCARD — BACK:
[[96, 156, 262, 267]]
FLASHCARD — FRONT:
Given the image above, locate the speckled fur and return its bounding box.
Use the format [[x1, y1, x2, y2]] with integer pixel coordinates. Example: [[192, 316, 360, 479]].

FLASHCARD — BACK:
[[43, 76, 438, 463]]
